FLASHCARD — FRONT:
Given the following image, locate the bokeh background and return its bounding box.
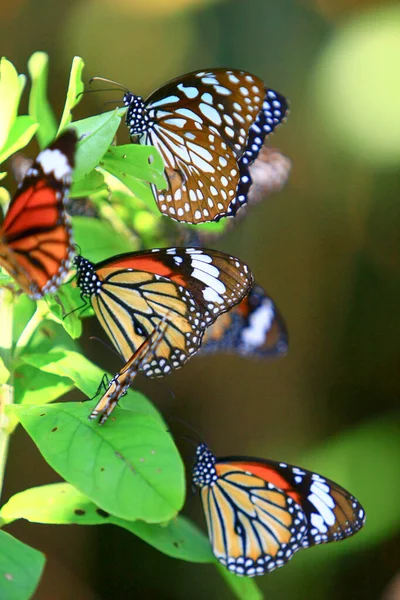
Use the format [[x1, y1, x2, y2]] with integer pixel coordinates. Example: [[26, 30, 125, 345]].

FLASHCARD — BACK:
[[1, 0, 400, 598]]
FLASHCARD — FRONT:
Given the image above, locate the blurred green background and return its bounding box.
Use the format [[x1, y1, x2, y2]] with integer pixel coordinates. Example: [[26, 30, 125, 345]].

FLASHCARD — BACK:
[[1, 0, 400, 598]]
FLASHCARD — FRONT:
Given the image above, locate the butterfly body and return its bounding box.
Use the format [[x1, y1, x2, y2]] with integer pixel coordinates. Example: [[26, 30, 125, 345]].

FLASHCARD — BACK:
[[193, 443, 365, 577], [0, 131, 77, 298], [74, 247, 253, 376], [122, 68, 288, 223]]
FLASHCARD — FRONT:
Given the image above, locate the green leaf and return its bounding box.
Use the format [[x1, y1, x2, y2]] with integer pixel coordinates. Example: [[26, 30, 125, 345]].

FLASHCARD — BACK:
[[27, 52, 57, 148], [69, 169, 106, 198], [17, 318, 79, 357], [0, 530, 45, 600], [216, 564, 263, 600], [100, 144, 166, 190], [9, 402, 185, 522], [0, 116, 38, 165], [0, 482, 213, 563], [186, 219, 228, 235], [0, 58, 23, 150], [72, 216, 134, 261], [14, 364, 72, 406], [18, 349, 163, 422], [44, 286, 83, 339], [101, 162, 159, 213], [12, 295, 36, 345], [71, 109, 125, 181], [0, 357, 10, 385], [57, 56, 84, 134]]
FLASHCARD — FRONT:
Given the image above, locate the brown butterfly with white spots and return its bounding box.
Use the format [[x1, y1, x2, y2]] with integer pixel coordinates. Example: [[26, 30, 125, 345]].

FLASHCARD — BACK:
[[92, 69, 288, 223]]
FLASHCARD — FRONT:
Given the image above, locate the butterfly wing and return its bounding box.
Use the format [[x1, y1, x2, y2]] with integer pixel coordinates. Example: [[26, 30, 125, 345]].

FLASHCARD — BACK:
[[193, 447, 306, 576], [222, 458, 366, 548], [0, 130, 77, 298], [77, 247, 253, 375], [201, 284, 288, 357], [139, 69, 287, 223], [89, 316, 170, 424]]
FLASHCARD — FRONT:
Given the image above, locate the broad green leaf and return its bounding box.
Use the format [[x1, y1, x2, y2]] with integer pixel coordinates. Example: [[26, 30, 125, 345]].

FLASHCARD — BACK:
[[0, 357, 10, 384], [9, 402, 185, 522], [216, 564, 263, 600], [0, 483, 213, 563], [0, 58, 22, 150], [0, 530, 45, 600], [0, 116, 38, 165], [71, 109, 125, 181], [16, 318, 79, 357], [18, 349, 163, 422], [101, 163, 159, 213], [44, 286, 83, 339], [27, 52, 57, 148], [14, 364, 72, 406], [100, 144, 166, 190], [69, 169, 106, 198], [72, 216, 134, 261], [57, 56, 84, 134]]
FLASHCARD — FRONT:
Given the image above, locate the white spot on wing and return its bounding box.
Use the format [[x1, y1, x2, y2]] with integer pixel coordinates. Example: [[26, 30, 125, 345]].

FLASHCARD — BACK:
[[37, 149, 71, 180]]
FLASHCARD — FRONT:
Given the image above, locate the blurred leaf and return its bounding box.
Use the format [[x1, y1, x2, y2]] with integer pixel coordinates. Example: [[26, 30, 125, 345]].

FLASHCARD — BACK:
[[27, 52, 57, 148], [58, 56, 84, 134], [72, 216, 133, 261], [303, 415, 400, 552], [100, 144, 166, 190], [12, 295, 36, 345], [17, 318, 79, 357], [18, 349, 163, 423], [69, 169, 106, 198], [44, 286, 83, 339], [101, 164, 159, 213], [186, 219, 228, 235], [71, 109, 125, 180], [0, 58, 23, 150], [0, 173, 6, 181], [0, 116, 38, 165], [0, 482, 213, 563], [9, 402, 185, 522], [216, 564, 263, 600], [14, 364, 72, 406], [0, 357, 10, 385], [0, 530, 45, 600]]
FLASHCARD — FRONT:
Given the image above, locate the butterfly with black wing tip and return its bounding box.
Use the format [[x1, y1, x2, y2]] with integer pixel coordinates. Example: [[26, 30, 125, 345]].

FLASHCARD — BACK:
[[74, 247, 253, 377], [193, 443, 366, 577], [0, 130, 77, 298], [91, 68, 288, 224], [201, 283, 288, 358]]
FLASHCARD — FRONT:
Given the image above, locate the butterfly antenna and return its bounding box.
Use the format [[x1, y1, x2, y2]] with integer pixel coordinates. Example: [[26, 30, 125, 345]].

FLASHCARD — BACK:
[[89, 336, 122, 359], [89, 76, 131, 93], [168, 415, 206, 445]]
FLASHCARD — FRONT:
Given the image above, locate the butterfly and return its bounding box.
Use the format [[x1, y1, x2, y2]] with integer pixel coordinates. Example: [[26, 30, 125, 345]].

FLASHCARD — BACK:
[[0, 130, 77, 299], [89, 315, 170, 424], [200, 283, 288, 358], [93, 68, 288, 224], [74, 247, 253, 375], [193, 443, 365, 577]]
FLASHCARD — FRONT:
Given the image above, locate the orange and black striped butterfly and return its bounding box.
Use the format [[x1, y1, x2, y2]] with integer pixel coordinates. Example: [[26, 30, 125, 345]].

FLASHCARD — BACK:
[[0, 131, 77, 298], [74, 247, 253, 375], [94, 68, 288, 223], [89, 315, 170, 424], [201, 284, 288, 358], [193, 443, 365, 577]]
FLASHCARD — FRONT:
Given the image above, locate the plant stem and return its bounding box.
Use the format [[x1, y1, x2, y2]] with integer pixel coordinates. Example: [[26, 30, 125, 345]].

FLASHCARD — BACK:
[[14, 300, 48, 359], [0, 288, 14, 502]]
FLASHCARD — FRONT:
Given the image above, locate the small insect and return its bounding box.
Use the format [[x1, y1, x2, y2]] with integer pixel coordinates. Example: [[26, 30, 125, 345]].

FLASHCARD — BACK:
[[89, 316, 170, 424], [91, 68, 288, 224], [74, 247, 253, 376], [201, 283, 288, 358], [193, 443, 365, 577], [0, 131, 77, 298]]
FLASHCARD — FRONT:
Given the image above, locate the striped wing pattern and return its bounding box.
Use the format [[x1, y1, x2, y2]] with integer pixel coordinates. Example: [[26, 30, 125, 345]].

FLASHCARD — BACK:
[[0, 131, 76, 298]]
